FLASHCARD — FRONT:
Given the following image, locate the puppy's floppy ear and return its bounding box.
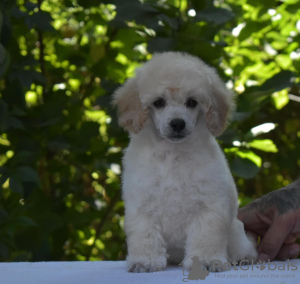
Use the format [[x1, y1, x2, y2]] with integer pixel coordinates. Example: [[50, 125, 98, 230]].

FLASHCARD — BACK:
[[205, 69, 235, 137], [112, 77, 148, 133]]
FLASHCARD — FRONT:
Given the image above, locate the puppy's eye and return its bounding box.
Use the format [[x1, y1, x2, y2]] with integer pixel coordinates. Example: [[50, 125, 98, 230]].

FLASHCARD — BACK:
[[153, 98, 166, 108], [186, 98, 198, 108]]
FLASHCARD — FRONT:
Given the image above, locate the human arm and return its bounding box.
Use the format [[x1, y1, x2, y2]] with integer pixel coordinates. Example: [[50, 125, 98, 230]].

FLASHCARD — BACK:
[[238, 179, 300, 262]]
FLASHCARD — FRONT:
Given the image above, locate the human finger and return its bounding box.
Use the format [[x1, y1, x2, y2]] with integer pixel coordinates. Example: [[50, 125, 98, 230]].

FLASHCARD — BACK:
[[275, 242, 300, 260], [258, 217, 294, 262]]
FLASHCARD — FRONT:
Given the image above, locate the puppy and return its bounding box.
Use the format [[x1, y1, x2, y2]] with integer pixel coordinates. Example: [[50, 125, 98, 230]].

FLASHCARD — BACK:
[[112, 52, 257, 273]]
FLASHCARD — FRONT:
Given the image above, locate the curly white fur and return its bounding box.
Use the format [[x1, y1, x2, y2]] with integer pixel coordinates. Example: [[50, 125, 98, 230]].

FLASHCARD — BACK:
[[112, 52, 257, 273]]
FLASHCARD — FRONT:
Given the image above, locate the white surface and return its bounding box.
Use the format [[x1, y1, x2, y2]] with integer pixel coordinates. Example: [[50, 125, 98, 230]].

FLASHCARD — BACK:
[[0, 260, 299, 284]]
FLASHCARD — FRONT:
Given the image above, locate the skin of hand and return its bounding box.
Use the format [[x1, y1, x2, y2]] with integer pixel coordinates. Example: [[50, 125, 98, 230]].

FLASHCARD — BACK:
[[238, 179, 300, 262]]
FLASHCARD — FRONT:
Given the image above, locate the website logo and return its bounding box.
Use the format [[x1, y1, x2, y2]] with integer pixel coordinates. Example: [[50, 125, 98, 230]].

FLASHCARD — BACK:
[[181, 255, 298, 282], [182, 256, 210, 281]]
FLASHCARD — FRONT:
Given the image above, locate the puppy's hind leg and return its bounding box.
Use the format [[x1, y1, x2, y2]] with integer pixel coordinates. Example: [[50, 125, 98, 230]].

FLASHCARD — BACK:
[[227, 219, 258, 264], [125, 214, 167, 273]]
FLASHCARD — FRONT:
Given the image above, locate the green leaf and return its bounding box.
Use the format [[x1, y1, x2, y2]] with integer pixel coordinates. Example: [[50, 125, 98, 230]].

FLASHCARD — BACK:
[[36, 213, 64, 233], [271, 89, 289, 110], [25, 11, 54, 31], [194, 8, 235, 25], [237, 90, 272, 112], [13, 216, 37, 227], [11, 152, 34, 166], [0, 209, 8, 225], [7, 116, 25, 130], [0, 46, 10, 79], [148, 37, 176, 53], [10, 70, 45, 89], [114, 0, 157, 22], [236, 150, 262, 167], [0, 166, 6, 175], [248, 139, 278, 152], [157, 14, 179, 30], [10, 107, 26, 117], [190, 0, 206, 11], [0, 101, 25, 131], [231, 156, 260, 179], [47, 140, 70, 151], [218, 129, 241, 144], [14, 166, 40, 184], [233, 112, 252, 122], [9, 176, 23, 195], [259, 70, 294, 92], [24, 2, 38, 11], [0, 43, 5, 64], [0, 100, 9, 132], [0, 172, 9, 186]]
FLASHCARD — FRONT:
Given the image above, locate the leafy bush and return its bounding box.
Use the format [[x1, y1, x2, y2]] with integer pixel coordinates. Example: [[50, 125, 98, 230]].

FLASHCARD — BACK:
[[0, 0, 299, 261]]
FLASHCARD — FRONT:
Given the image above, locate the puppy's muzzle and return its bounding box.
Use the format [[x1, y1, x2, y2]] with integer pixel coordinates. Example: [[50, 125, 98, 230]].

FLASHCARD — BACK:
[[167, 118, 188, 141], [170, 118, 186, 132]]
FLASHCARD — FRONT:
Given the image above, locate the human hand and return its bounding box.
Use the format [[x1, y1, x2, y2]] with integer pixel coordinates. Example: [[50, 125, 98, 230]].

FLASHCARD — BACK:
[[238, 179, 300, 262]]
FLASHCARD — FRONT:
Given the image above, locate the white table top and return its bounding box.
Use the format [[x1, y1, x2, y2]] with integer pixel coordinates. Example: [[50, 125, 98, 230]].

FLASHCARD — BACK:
[[0, 260, 299, 284]]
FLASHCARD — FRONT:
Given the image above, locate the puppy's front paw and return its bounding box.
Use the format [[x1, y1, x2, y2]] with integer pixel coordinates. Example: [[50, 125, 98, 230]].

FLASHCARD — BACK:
[[241, 248, 258, 264], [206, 258, 228, 272], [128, 262, 164, 273], [127, 256, 167, 273], [183, 255, 228, 273]]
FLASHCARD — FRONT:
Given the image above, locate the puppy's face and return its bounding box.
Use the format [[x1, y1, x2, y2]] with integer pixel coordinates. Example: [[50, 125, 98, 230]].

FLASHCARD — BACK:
[[112, 52, 234, 138], [149, 88, 202, 143]]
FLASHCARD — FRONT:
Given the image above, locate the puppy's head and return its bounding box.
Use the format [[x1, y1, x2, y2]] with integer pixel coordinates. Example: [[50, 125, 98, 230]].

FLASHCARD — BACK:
[[112, 52, 234, 141]]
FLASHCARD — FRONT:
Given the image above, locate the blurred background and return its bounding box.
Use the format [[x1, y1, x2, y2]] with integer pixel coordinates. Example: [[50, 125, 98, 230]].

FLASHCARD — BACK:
[[0, 0, 299, 262]]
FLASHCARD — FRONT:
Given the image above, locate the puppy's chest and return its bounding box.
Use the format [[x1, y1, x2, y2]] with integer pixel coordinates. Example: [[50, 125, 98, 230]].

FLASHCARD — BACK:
[[152, 151, 198, 182], [148, 152, 205, 211]]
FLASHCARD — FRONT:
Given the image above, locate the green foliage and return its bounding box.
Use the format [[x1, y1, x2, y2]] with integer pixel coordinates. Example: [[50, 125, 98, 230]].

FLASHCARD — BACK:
[[0, 0, 299, 261]]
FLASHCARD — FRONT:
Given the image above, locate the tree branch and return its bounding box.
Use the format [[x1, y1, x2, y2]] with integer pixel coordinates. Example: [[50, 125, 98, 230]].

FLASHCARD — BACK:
[[289, 94, 300, 103], [85, 192, 120, 261]]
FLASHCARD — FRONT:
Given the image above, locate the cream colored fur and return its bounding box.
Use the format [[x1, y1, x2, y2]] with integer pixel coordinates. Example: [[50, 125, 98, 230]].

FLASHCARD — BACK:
[[112, 52, 257, 273]]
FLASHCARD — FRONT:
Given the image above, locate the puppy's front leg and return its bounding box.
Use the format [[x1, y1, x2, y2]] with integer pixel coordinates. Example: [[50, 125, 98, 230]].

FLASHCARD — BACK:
[[183, 211, 229, 272], [125, 214, 167, 273]]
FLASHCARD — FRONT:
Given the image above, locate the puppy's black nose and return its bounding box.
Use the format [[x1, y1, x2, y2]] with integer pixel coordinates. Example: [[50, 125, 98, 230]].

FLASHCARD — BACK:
[[170, 119, 186, 132]]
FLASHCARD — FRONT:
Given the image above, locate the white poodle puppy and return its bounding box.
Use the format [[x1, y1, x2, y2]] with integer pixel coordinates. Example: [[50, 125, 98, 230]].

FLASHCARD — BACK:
[[112, 52, 257, 273]]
